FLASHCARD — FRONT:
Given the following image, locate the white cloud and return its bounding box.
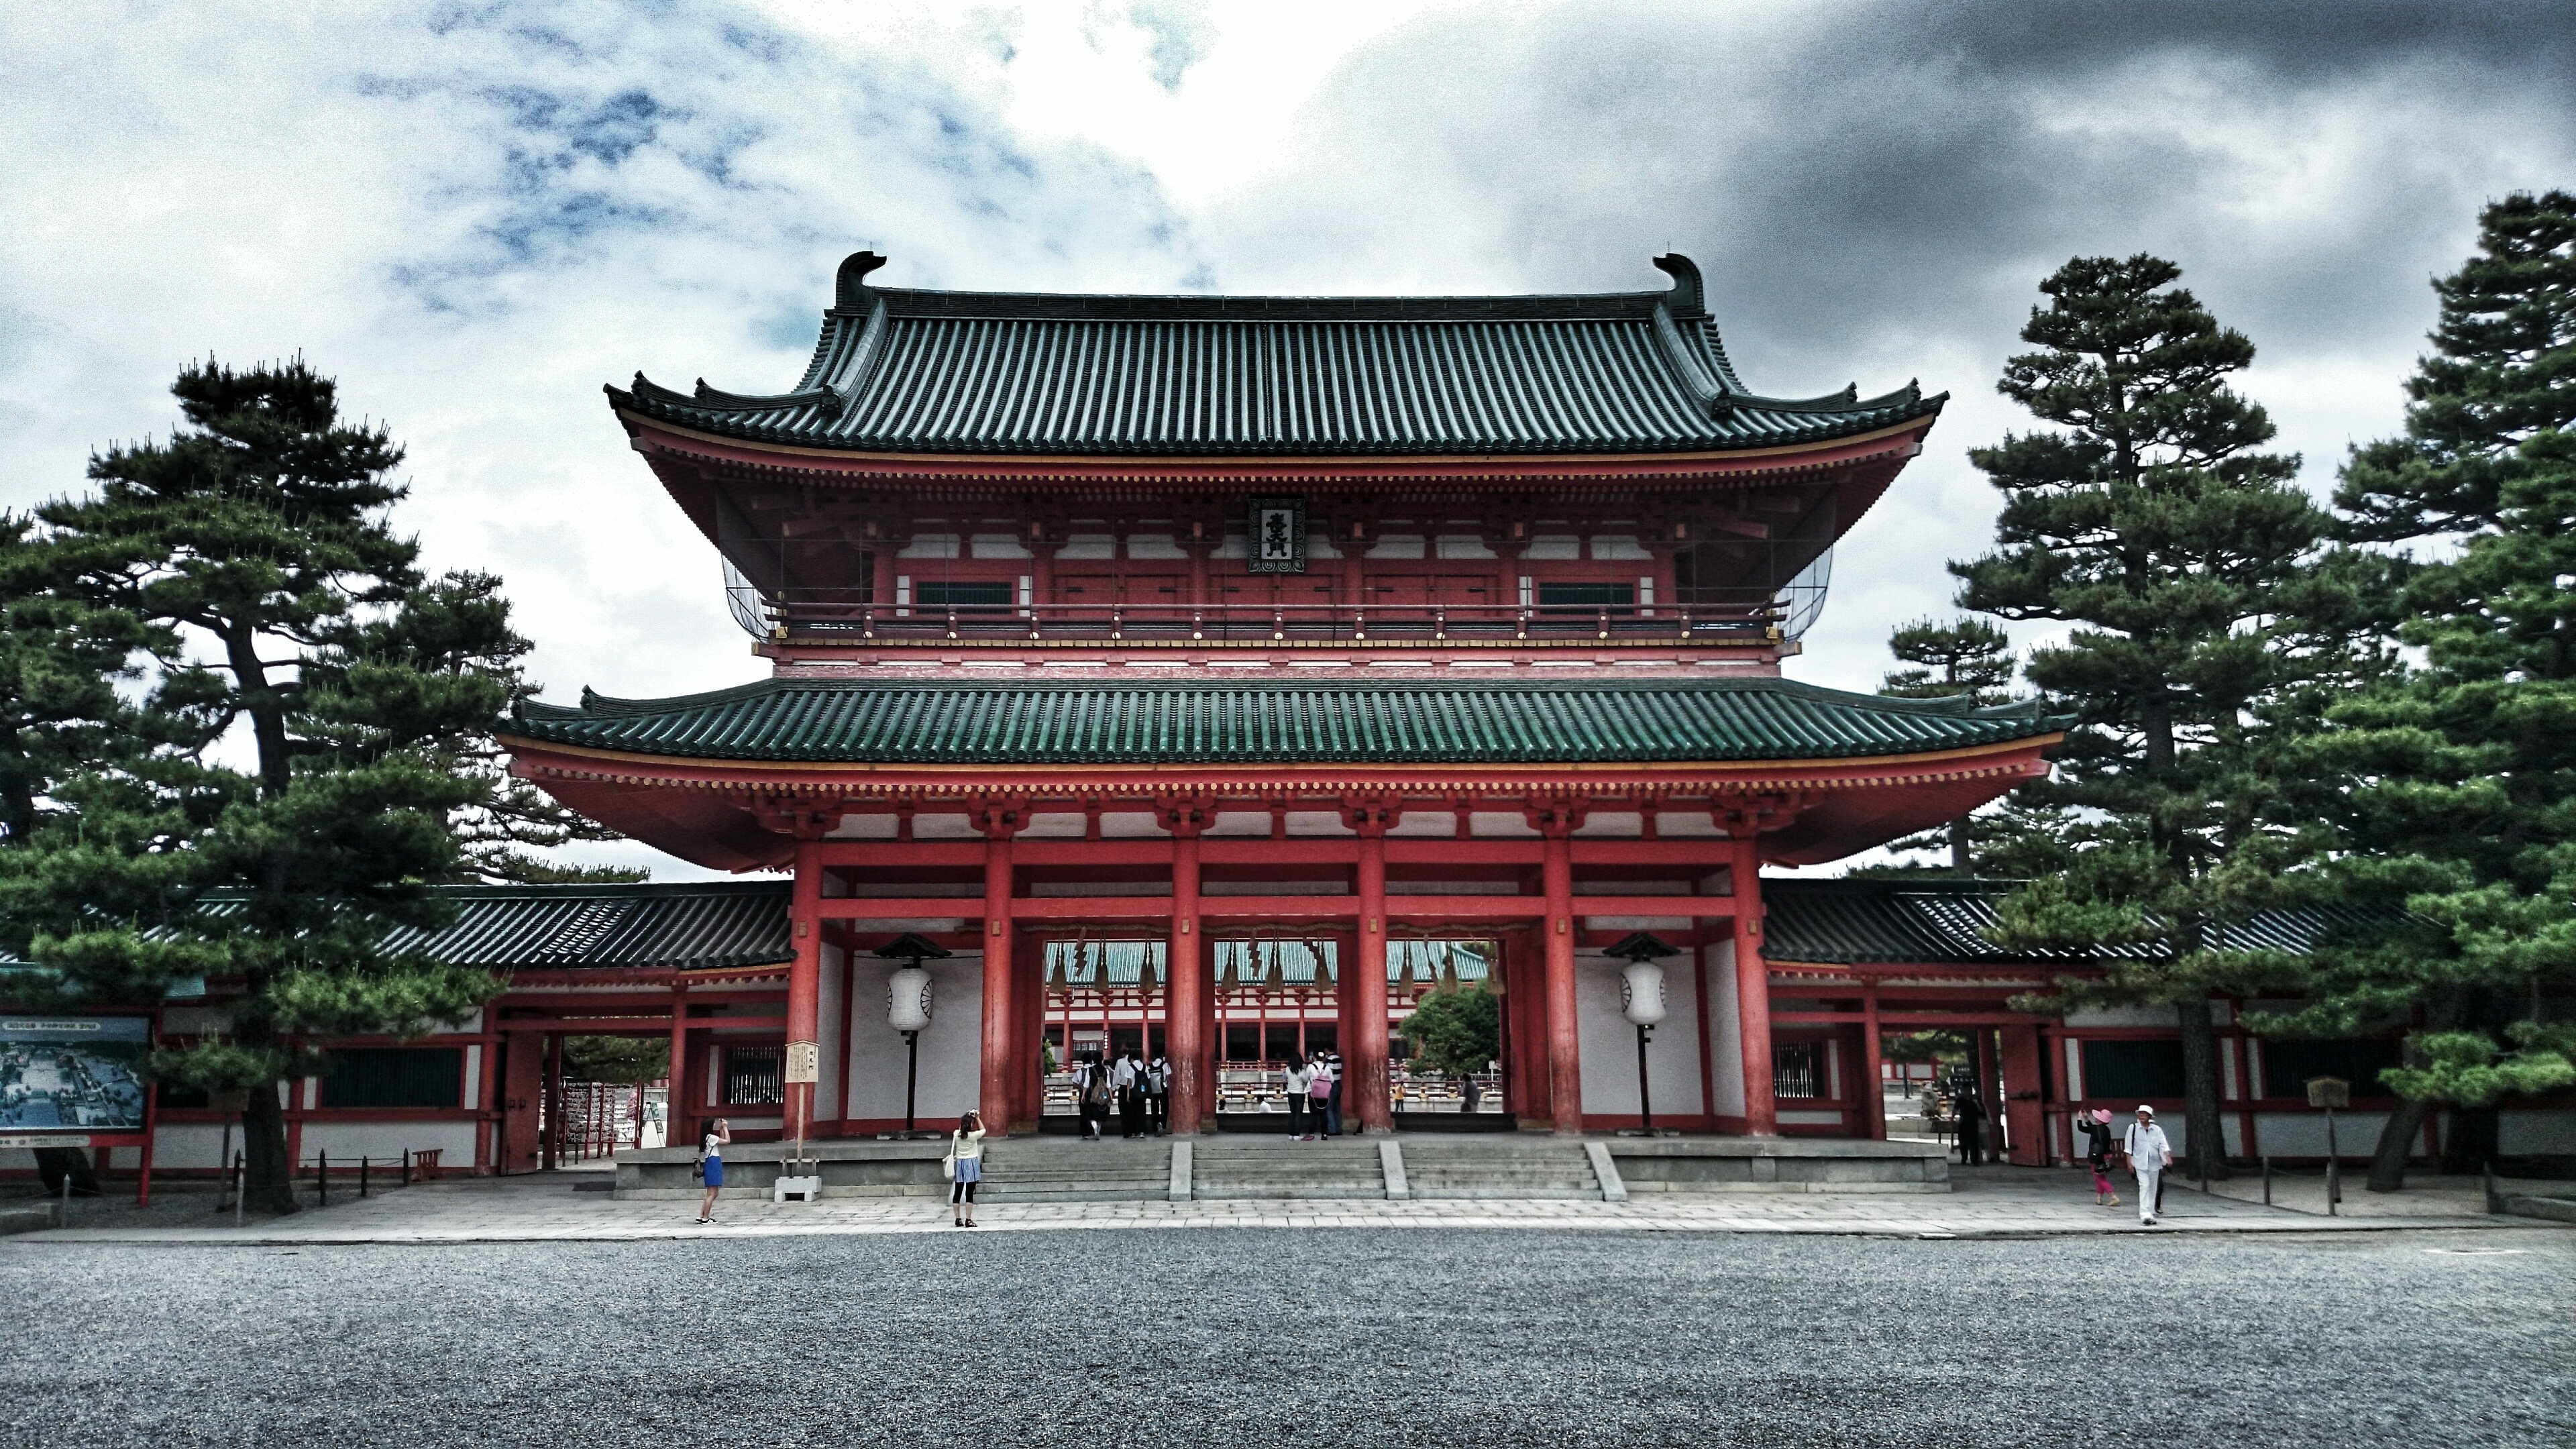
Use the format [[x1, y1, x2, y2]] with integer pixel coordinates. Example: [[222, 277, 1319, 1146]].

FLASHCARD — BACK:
[[5, 0, 2571, 879]]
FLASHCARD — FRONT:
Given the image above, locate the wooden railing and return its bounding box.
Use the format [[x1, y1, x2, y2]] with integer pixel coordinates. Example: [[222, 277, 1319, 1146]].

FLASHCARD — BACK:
[[727, 592, 1789, 645]]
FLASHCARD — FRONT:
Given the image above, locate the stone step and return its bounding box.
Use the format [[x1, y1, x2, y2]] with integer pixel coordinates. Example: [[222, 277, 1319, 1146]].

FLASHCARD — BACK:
[[1399, 1142, 1601, 1199], [1193, 1141, 1387, 1199]]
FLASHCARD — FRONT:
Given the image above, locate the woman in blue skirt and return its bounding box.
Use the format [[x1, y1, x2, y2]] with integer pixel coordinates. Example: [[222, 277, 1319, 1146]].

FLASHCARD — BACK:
[[947, 1110, 987, 1227], [694, 1118, 731, 1224]]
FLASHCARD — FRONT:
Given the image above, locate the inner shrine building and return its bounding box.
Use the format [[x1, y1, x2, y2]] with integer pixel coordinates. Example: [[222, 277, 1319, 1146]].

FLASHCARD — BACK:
[[496, 250, 2064, 1147]]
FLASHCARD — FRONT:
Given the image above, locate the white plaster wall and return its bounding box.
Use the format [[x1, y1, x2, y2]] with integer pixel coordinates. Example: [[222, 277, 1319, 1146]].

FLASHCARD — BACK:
[[2501, 1110, 2576, 1155], [912, 814, 977, 839], [2246, 1112, 2385, 1158], [845, 952, 985, 1125], [1387, 813, 1453, 837], [1573, 952, 1704, 1118], [828, 815, 897, 839], [2063, 1004, 2180, 1028], [1573, 812, 1642, 838], [1706, 942, 1746, 1118], [1100, 812, 1169, 839], [1020, 812, 1085, 839], [1656, 814, 1725, 838], [1206, 812, 1269, 837], [160, 1006, 231, 1034], [1285, 811, 1355, 837], [296, 1120, 479, 1164], [1468, 812, 1538, 838], [147, 1121, 235, 1169]]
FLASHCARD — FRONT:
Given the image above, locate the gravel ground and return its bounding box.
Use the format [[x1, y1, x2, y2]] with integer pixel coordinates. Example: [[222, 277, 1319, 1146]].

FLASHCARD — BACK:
[[4, 1228, 2570, 1448]]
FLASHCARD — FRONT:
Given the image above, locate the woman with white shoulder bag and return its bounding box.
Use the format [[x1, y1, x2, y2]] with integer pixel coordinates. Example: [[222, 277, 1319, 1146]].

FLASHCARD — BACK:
[[945, 1109, 987, 1227]]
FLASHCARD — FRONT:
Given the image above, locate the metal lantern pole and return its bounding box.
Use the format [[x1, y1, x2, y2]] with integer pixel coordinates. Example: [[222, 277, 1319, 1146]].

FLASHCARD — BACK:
[[878, 932, 951, 1142], [903, 1028, 922, 1136], [1607, 932, 1678, 1138]]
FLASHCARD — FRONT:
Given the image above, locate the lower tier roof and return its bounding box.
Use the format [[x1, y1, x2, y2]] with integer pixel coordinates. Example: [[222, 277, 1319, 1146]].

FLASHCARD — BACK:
[[505, 676, 2061, 765]]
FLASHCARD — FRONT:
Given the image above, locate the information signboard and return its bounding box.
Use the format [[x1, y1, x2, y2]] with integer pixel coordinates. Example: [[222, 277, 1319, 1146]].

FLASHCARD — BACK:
[[1, 1016, 152, 1144]]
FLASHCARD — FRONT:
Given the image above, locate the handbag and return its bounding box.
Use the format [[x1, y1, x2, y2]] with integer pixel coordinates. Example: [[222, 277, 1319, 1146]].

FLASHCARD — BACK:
[[941, 1150, 957, 1181]]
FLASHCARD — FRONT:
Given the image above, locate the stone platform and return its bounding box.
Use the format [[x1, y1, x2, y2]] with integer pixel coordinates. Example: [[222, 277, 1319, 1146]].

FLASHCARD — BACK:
[[613, 1132, 1949, 1202]]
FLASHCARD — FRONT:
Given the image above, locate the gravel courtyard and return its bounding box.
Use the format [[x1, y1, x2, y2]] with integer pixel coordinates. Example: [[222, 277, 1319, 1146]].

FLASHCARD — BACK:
[[5, 1227, 2570, 1448]]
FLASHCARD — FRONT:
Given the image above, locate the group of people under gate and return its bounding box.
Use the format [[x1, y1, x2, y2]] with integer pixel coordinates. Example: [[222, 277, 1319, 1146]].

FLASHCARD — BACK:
[[1067, 1048, 1349, 1140]]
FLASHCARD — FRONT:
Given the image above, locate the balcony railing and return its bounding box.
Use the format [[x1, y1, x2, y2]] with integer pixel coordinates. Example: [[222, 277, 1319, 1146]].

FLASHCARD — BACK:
[[727, 590, 1790, 646]]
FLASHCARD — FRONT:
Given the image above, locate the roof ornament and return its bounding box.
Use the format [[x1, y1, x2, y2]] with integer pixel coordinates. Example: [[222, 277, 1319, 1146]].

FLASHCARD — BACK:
[[1652, 254, 1707, 320], [835, 250, 890, 311]]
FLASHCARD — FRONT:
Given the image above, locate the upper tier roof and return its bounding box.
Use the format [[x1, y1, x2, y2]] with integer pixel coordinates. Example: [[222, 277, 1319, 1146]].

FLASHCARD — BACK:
[[608, 252, 1943, 458], [504, 676, 2058, 765]]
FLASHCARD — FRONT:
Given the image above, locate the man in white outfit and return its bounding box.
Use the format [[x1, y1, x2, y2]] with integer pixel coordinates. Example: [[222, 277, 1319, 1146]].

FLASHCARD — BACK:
[[2125, 1104, 2174, 1226]]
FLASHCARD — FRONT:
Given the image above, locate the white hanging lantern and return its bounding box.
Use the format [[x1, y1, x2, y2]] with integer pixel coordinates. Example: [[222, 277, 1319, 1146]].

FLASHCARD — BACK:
[[1619, 961, 1668, 1027], [888, 965, 933, 1032]]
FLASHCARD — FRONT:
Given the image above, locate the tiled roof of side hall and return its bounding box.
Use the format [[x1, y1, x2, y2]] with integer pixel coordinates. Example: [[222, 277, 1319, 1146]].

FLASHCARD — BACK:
[[1760, 877, 2408, 965], [500, 676, 2063, 766], [184, 883, 794, 971], [606, 252, 1944, 457]]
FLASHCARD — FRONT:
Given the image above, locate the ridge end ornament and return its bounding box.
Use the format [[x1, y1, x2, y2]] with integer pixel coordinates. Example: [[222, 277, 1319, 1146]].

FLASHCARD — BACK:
[[1247, 496, 1307, 574]]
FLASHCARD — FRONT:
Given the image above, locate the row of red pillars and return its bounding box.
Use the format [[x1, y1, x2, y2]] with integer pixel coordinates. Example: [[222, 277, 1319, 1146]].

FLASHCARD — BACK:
[[773, 814, 1779, 1139]]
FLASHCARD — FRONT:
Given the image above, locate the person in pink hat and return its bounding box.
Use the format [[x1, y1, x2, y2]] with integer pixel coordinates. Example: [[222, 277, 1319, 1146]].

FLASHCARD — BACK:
[[2078, 1108, 2118, 1206]]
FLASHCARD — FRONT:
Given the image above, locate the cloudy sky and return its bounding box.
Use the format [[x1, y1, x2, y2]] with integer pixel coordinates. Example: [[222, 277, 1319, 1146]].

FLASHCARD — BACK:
[[7, 1, 2573, 879]]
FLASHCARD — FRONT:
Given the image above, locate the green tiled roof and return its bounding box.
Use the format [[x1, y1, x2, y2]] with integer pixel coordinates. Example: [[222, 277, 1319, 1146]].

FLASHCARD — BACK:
[[503, 677, 2061, 766], [1762, 878, 2404, 965], [187, 883, 794, 971], [608, 252, 1942, 457]]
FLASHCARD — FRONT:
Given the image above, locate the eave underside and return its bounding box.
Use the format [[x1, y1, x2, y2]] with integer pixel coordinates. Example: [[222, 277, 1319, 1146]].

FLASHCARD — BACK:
[[506, 743, 2054, 872]]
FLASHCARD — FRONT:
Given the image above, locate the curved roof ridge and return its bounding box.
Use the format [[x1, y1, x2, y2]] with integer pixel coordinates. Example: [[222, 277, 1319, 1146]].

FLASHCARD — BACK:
[[609, 252, 1945, 458]]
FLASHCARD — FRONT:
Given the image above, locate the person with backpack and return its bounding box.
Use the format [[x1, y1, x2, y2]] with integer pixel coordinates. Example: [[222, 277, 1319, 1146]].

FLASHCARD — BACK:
[[2080, 1108, 2119, 1207], [1307, 1051, 1335, 1140], [693, 1117, 731, 1225], [945, 1110, 987, 1227], [1077, 1053, 1111, 1141], [1283, 1055, 1313, 1139], [1143, 1051, 1169, 1136], [2124, 1104, 2174, 1226]]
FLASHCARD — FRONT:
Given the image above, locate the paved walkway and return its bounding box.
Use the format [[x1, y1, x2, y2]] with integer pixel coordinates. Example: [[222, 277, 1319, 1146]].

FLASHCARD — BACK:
[[7, 1163, 2545, 1245]]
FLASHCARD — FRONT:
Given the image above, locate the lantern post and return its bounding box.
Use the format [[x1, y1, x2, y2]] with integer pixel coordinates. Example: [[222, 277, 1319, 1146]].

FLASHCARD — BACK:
[[879, 933, 952, 1139], [1607, 933, 1678, 1138]]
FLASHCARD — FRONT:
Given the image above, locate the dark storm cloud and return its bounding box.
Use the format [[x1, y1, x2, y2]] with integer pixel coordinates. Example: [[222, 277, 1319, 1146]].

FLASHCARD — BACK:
[[1225, 0, 2576, 392]]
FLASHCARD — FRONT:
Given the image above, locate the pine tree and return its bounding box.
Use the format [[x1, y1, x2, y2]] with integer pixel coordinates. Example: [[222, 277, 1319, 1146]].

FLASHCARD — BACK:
[[0, 360, 616, 1212], [2283, 193, 2576, 1189], [1878, 618, 2019, 871], [1953, 255, 2337, 1179]]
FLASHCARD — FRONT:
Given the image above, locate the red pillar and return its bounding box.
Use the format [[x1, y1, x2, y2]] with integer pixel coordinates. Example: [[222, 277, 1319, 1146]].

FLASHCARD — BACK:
[[665, 983, 690, 1155], [1731, 835, 1777, 1136], [1352, 818, 1394, 1133], [1168, 824, 1207, 1133], [786, 832, 825, 1152], [980, 824, 1018, 1134], [1541, 820, 1583, 1135], [1861, 985, 1886, 1141]]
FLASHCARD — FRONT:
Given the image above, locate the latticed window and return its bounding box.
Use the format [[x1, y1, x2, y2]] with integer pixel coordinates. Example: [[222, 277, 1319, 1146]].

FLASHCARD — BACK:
[[1773, 1042, 1823, 1100], [723, 1045, 785, 1106], [1536, 582, 1635, 615], [320, 1048, 464, 1109]]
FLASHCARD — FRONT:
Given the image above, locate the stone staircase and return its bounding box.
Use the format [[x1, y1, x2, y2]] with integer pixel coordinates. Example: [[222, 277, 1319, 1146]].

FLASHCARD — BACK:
[[1401, 1138, 1601, 1199], [1192, 1138, 1388, 1200], [975, 1138, 1170, 1203]]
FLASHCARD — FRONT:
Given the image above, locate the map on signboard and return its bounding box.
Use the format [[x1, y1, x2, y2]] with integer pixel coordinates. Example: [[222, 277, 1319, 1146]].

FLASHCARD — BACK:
[[1, 1017, 150, 1133]]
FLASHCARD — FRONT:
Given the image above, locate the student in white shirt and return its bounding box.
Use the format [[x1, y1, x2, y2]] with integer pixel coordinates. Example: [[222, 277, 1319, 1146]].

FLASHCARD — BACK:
[[1283, 1058, 1314, 1139], [2124, 1104, 2174, 1226]]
